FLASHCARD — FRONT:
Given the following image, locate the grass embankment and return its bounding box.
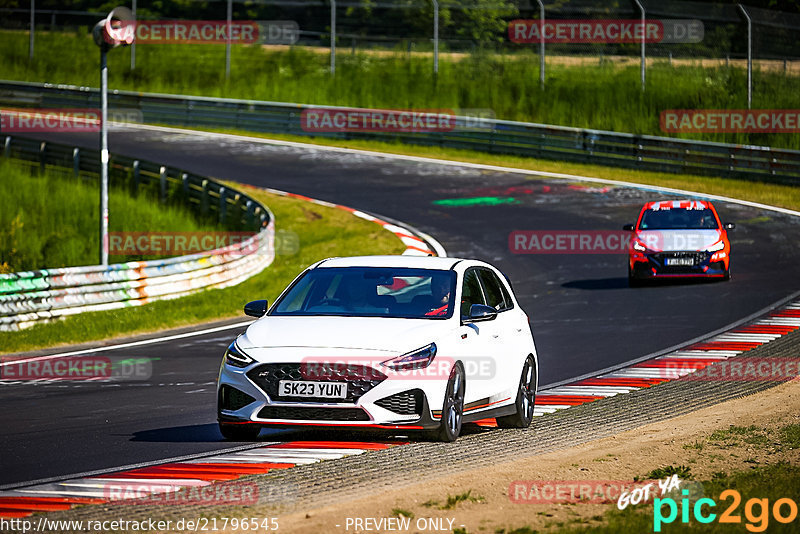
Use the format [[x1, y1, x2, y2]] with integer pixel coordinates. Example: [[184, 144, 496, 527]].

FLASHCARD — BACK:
[[0, 182, 405, 355], [553, 425, 800, 533], [0, 160, 221, 272], [2, 30, 799, 149]]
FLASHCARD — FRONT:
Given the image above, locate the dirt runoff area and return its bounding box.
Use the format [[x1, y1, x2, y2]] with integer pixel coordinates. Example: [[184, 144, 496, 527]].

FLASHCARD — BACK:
[[276, 379, 800, 534]]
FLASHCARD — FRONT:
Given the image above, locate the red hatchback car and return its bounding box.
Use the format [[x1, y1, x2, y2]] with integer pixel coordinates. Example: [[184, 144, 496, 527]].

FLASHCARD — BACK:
[[624, 200, 734, 285]]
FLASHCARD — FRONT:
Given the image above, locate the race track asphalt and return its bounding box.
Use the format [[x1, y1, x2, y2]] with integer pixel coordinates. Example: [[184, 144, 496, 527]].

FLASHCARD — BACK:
[[1, 126, 798, 486]]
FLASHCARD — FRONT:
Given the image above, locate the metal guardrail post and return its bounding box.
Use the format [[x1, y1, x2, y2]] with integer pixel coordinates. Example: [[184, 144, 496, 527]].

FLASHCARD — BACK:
[[29, 0, 35, 61], [225, 0, 232, 80], [39, 141, 46, 174], [536, 0, 545, 89], [219, 186, 227, 224], [433, 0, 439, 75], [738, 4, 753, 109], [330, 0, 336, 76], [73, 147, 80, 177], [201, 179, 209, 216], [181, 172, 189, 197], [3, 137, 10, 159], [245, 199, 254, 227], [133, 160, 140, 193], [159, 165, 167, 203], [633, 0, 645, 92]]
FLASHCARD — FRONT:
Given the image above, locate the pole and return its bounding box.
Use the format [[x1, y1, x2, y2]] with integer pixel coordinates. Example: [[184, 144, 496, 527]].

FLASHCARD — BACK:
[[738, 4, 752, 109], [100, 46, 109, 266], [330, 0, 336, 75], [536, 0, 544, 88], [225, 0, 232, 79], [29, 0, 34, 61], [633, 0, 645, 91], [130, 0, 136, 70], [433, 0, 439, 75]]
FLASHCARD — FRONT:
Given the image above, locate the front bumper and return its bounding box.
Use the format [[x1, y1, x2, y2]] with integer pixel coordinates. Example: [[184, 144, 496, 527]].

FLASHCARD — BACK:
[[217, 361, 444, 430], [629, 250, 729, 279]]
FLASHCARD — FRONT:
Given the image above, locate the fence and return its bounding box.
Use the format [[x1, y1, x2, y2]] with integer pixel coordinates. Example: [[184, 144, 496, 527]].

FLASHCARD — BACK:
[[0, 134, 275, 331], [3, 1, 799, 80], [1, 80, 798, 183]]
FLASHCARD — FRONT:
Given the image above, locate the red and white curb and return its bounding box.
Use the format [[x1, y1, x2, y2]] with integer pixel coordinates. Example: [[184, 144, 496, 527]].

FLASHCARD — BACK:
[[2, 301, 798, 517], [0, 442, 401, 518], [529, 299, 800, 416], [237, 184, 443, 257]]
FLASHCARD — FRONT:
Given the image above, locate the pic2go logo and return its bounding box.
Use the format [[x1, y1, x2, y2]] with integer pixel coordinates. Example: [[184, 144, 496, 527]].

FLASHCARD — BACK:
[[653, 489, 799, 532]]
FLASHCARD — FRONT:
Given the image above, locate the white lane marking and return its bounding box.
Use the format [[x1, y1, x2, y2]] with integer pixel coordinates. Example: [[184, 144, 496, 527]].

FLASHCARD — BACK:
[[711, 334, 780, 342], [533, 406, 572, 414], [124, 123, 800, 218], [196, 455, 320, 464], [660, 351, 734, 359], [759, 318, 800, 326], [0, 321, 254, 367], [546, 386, 639, 395]]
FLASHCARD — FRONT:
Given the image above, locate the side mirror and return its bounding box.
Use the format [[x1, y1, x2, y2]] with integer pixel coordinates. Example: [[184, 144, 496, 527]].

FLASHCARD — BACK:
[[244, 300, 268, 318], [465, 303, 497, 323], [724, 222, 736, 230], [622, 223, 635, 231]]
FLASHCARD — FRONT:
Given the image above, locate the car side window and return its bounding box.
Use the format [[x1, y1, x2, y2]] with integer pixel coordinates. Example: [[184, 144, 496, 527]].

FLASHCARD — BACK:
[[460, 269, 485, 317], [479, 268, 511, 311]]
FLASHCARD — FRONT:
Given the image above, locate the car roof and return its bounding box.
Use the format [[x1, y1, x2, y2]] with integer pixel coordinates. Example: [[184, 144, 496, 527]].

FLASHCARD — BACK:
[[315, 255, 464, 270], [643, 199, 713, 210]]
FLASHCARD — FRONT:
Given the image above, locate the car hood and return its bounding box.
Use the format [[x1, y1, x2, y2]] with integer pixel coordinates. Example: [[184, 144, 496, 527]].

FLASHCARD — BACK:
[[238, 315, 450, 353], [636, 229, 723, 252]]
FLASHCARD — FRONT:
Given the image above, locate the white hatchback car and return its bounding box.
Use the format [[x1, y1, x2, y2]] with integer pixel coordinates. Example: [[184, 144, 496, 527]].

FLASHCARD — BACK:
[[217, 255, 539, 441]]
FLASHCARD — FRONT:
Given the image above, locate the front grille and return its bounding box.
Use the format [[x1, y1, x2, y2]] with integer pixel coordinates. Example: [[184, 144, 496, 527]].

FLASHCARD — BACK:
[[219, 385, 256, 411], [247, 363, 387, 403], [375, 389, 424, 416], [257, 406, 370, 421], [653, 251, 709, 271]]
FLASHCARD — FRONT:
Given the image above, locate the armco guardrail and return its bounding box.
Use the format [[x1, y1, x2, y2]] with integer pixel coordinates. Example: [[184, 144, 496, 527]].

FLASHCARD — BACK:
[[1, 80, 799, 183], [0, 135, 275, 331]]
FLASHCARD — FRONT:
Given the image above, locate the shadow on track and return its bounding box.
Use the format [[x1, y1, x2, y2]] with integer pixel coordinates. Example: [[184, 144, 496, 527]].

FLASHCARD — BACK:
[[563, 277, 727, 290]]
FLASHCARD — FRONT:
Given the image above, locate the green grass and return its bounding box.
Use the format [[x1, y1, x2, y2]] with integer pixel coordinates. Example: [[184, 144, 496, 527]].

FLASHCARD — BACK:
[[390, 508, 414, 519], [2, 30, 800, 149], [0, 160, 220, 272], [0, 185, 405, 355], [528, 423, 800, 533]]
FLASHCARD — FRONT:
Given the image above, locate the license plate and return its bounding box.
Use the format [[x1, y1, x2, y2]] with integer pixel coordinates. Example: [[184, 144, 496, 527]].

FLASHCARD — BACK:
[[666, 258, 694, 266], [278, 380, 347, 399]]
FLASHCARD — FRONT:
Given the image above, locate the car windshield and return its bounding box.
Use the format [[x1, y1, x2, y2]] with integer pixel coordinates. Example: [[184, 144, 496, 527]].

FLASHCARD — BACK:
[[270, 267, 456, 319], [639, 208, 719, 230]]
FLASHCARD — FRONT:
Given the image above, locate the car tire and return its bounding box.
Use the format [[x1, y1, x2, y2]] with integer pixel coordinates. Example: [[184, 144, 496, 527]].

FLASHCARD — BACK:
[[497, 356, 537, 429], [723, 267, 731, 281], [433, 362, 465, 442], [218, 422, 261, 440]]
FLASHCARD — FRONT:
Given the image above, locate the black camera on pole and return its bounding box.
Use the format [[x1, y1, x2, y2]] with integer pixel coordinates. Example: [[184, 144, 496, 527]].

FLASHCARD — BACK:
[[92, 7, 135, 50]]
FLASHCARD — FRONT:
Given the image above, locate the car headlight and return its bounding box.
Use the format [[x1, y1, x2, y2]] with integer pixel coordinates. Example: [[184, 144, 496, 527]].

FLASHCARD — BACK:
[[382, 343, 437, 371], [633, 241, 647, 252], [225, 341, 254, 368], [706, 240, 725, 252]]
